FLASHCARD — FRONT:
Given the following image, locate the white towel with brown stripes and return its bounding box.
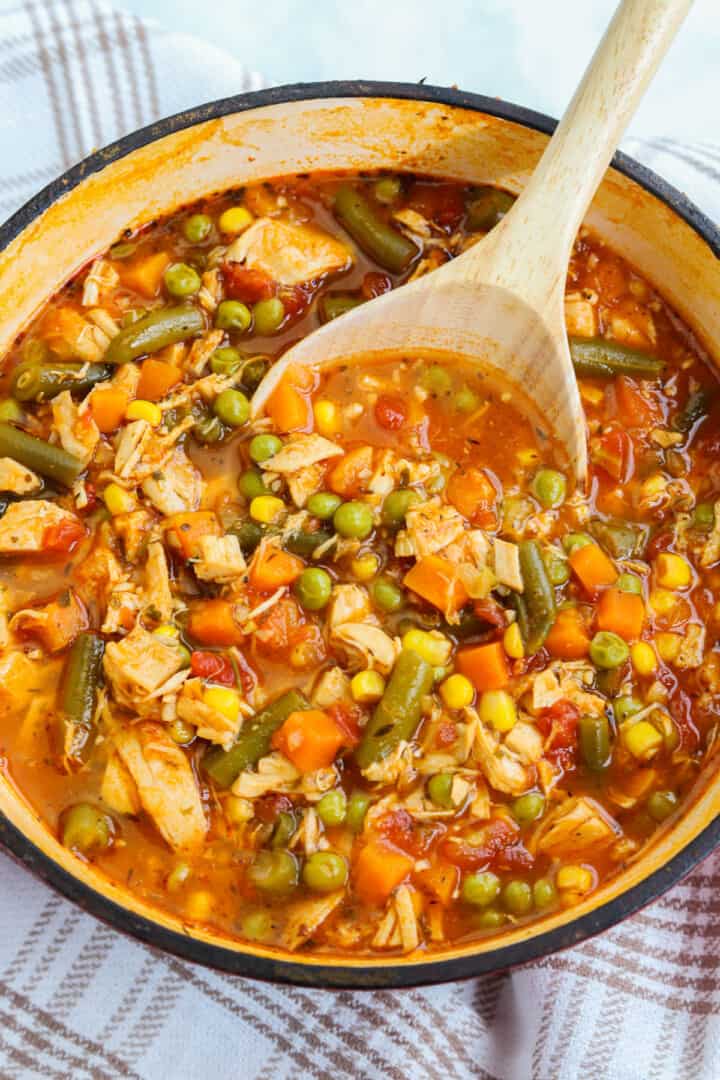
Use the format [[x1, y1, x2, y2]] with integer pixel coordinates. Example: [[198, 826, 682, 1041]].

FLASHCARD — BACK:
[[1, 2, 720, 1079]]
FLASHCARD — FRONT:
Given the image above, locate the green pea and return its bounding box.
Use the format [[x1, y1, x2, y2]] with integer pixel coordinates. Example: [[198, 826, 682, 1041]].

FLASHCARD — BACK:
[[240, 909, 273, 942], [238, 469, 268, 500], [61, 803, 114, 855], [502, 495, 534, 536], [422, 364, 452, 395], [563, 532, 593, 555], [168, 718, 195, 745], [334, 501, 374, 539], [253, 297, 285, 335], [210, 346, 243, 375], [0, 399, 24, 422], [476, 908, 506, 930], [370, 577, 405, 613], [184, 213, 213, 243], [249, 433, 283, 463], [346, 790, 371, 832], [533, 878, 558, 909], [693, 502, 715, 530], [590, 631, 629, 669], [461, 871, 500, 907], [427, 773, 455, 808], [248, 849, 298, 894], [373, 176, 402, 204], [616, 573, 643, 594], [544, 551, 570, 586], [272, 811, 296, 849], [294, 567, 333, 611], [307, 491, 343, 520], [613, 695, 642, 723], [216, 300, 252, 332], [302, 851, 349, 893], [240, 356, 269, 393], [502, 880, 533, 915], [164, 262, 201, 298], [193, 415, 225, 444], [533, 468, 567, 509], [647, 790, 678, 822], [512, 792, 546, 825], [455, 386, 480, 413], [232, 520, 264, 554], [213, 389, 250, 428], [381, 489, 421, 528], [316, 789, 347, 827]]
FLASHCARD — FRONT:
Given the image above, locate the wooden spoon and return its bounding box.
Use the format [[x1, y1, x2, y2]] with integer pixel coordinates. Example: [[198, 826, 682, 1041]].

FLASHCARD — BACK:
[[252, 0, 692, 482]]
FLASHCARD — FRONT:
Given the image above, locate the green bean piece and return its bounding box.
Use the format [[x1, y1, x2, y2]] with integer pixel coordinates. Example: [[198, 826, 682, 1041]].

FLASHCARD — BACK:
[[373, 176, 402, 205], [589, 518, 647, 559], [203, 689, 309, 788], [613, 696, 642, 723], [284, 529, 333, 558], [355, 649, 434, 769], [60, 633, 105, 763], [590, 631, 629, 669], [11, 361, 111, 402], [320, 294, 364, 323], [334, 185, 419, 273], [231, 520, 265, 555], [672, 388, 711, 433], [271, 811, 296, 849], [563, 532, 593, 555], [466, 187, 515, 231], [0, 400, 23, 424], [240, 357, 270, 393], [693, 502, 716, 530], [518, 540, 556, 653], [0, 422, 83, 486], [61, 803, 114, 855], [579, 714, 612, 771], [105, 305, 205, 364], [569, 338, 665, 379]]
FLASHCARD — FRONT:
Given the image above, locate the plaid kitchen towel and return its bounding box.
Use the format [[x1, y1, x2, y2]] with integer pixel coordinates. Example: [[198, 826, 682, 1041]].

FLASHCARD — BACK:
[[2, 2, 720, 1078]]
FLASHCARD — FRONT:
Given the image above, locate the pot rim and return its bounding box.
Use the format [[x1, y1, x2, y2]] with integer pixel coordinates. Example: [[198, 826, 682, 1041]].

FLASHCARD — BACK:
[[1, 80, 719, 990]]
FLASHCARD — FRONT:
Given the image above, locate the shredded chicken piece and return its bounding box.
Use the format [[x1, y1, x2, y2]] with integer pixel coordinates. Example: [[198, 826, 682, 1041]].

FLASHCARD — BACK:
[[700, 500, 720, 567], [101, 750, 141, 815], [493, 538, 523, 591], [286, 463, 327, 508], [470, 710, 534, 795], [372, 885, 421, 952], [141, 448, 202, 515], [144, 540, 174, 622], [193, 534, 247, 584], [533, 796, 619, 857], [674, 624, 705, 669], [103, 625, 188, 718], [10, 589, 88, 653], [51, 391, 100, 466], [232, 752, 300, 798], [331, 622, 399, 675], [197, 269, 224, 313], [0, 457, 41, 495], [0, 501, 82, 555], [564, 293, 597, 338], [114, 722, 207, 851], [225, 217, 352, 285], [327, 584, 371, 629], [176, 678, 246, 749], [112, 508, 154, 563], [185, 329, 224, 376], [403, 500, 465, 557], [263, 434, 343, 474], [312, 667, 351, 707], [280, 890, 345, 951], [81, 259, 119, 306]]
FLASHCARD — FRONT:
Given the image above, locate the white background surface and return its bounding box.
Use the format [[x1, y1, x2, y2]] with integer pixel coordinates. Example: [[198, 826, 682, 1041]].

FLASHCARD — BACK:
[[124, 0, 718, 139]]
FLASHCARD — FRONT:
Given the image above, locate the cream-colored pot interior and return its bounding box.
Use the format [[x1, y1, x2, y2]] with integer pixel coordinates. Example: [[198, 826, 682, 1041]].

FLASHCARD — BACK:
[[1, 95, 719, 975]]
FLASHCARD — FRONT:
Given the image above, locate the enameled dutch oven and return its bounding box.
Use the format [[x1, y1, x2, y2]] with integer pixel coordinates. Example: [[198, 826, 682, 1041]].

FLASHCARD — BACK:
[[0, 82, 719, 990]]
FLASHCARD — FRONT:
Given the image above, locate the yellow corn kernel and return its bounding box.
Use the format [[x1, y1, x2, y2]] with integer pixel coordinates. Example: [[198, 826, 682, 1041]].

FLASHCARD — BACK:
[[641, 473, 668, 501], [249, 495, 286, 524], [649, 588, 677, 616], [203, 686, 241, 724], [479, 689, 517, 733], [185, 890, 214, 920], [313, 400, 341, 436], [655, 552, 692, 590], [402, 628, 452, 667], [630, 641, 657, 677], [351, 669, 386, 704], [517, 448, 540, 467], [225, 795, 254, 825], [556, 865, 594, 893], [503, 622, 525, 660], [439, 673, 475, 710], [218, 206, 253, 234], [624, 719, 663, 761], [126, 399, 162, 426], [350, 553, 380, 581], [579, 383, 605, 407], [655, 631, 682, 663], [153, 624, 179, 641], [102, 482, 136, 516]]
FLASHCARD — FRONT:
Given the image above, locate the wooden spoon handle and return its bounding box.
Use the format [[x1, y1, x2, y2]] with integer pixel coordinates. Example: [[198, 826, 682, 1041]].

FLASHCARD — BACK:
[[461, 0, 692, 306]]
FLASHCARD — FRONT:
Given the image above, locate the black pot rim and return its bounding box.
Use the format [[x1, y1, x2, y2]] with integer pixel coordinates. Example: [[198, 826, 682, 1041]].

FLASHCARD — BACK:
[[1, 80, 719, 991]]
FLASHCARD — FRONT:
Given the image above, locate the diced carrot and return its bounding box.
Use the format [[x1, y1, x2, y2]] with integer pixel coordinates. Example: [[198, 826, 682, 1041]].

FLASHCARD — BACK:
[[590, 427, 634, 482], [249, 543, 304, 592], [622, 768, 657, 800], [136, 358, 182, 401], [328, 446, 374, 497], [89, 387, 130, 434], [187, 599, 245, 647], [12, 589, 88, 653], [164, 511, 220, 560], [569, 542, 618, 597], [266, 366, 314, 433], [596, 587, 645, 641], [41, 308, 93, 361], [403, 555, 469, 616], [612, 375, 661, 429], [120, 252, 172, 299], [353, 841, 414, 906], [416, 863, 459, 906], [456, 641, 510, 691], [271, 709, 346, 772], [446, 466, 498, 528], [545, 606, 591, 660]]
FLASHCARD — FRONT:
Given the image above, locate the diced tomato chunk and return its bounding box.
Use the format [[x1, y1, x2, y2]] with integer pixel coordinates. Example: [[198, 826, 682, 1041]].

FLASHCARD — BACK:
[[42, 518, 86, 554], [374, 395, 407, 430], [190, 651, 235, 686], [223, 264, 276, 302]]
